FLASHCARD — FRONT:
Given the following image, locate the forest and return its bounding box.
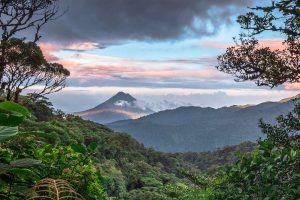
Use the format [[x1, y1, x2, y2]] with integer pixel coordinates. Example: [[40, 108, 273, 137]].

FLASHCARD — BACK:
[[0, 0, 300, 199]]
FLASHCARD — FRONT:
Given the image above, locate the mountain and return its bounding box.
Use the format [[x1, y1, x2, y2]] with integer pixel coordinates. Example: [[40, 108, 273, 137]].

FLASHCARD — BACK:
[[75, 92, 153, 124], [108, 96, 298, 152]]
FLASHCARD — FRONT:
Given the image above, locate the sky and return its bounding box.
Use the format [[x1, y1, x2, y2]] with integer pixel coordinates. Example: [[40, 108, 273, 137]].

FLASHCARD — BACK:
[[26, 0, 300, 112]]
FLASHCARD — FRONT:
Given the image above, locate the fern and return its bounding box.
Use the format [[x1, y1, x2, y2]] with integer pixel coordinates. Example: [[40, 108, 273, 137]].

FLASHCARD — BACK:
[[27, 178, 85, 200]]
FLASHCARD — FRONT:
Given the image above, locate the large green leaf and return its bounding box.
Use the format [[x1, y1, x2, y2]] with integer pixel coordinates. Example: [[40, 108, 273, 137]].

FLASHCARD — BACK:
[[0, 126, 18, 141], [0, 109, 24, 126], [0, 101, 30, 127], [0, 101, 30, 117], [9, 168, 38, 180], [10, 159, 42, 168]]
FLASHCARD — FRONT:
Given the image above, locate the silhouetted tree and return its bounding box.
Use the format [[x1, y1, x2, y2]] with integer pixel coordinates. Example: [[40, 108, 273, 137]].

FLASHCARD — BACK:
[[2, 38, 69, 102], [0, 0, 63, 84], [217, 0, 300, 88]]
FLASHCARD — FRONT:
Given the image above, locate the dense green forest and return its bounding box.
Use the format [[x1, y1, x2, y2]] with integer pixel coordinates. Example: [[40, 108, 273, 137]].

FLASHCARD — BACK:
[[0, 95, 258, 199], [1, 88, 300, 200], [0, 0, 299, 199]]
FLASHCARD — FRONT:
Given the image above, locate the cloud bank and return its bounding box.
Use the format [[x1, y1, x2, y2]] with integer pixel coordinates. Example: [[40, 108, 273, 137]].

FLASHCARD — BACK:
[[41, 0, 251, 43]]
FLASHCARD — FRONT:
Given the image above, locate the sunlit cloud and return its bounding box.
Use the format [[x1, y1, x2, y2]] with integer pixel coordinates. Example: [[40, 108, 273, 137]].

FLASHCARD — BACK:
[[65, 42, 103, 51], [200, 41, 233, 49], [38, 43, 223, 83], [285, 83, 300, 91], [69, 64, 221, 79], [199, 38, 285, 51], [39, 42, 102, 62], [39, 43, 61, 61]]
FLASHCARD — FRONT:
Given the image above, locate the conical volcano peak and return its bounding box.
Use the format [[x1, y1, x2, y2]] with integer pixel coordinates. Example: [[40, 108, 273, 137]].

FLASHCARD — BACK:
[[107, 92, 136, 103], [75, 91, 153, 124]]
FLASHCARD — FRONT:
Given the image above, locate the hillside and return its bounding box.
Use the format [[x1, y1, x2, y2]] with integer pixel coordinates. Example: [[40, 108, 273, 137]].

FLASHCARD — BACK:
[[0, 96, 260, 199], [108, 98, 297, 152], [75, 92, 153, 124]]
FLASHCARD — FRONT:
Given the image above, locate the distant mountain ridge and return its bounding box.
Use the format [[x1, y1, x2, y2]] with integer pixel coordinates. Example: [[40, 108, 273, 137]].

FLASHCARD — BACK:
[[108, 95, 299, 152], [75, 92, 153, 124]]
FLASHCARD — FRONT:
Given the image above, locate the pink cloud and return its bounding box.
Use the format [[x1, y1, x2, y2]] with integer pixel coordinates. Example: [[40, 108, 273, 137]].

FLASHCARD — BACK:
[[70, 52, 217, 66], [38, 42, 222, 82], [39, 43, 62, 61], [69, 63, 222, 80], [285, 83, 300, 91], [39, 42, 101, 62], [66, 42, 101, 51], [260, 39, 285, 51], [200, 41, 232, 49], [199, 39, 285, 51]]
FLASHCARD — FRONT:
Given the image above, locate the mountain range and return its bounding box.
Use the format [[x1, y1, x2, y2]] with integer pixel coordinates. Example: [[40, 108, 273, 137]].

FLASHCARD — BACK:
[[75, 92, 153, 124], [108, 95, 299, 152]]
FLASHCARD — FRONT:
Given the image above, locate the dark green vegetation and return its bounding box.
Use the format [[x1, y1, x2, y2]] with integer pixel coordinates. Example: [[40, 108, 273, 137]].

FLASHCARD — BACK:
[[109, 100, 295, 152], [0, 0, 299, 199], [0, 96, 244, 199], [177, 141, 257, 174], [210, 0, 300, 199], [1, 96, 300, 199], [210, 105, 300, 199]]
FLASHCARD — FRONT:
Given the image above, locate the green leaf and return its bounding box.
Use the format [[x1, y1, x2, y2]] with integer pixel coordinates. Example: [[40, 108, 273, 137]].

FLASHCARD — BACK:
[[10, 159, 42, 168], [71, 144, 86, 154], [88, 142, 98, 151], [9, 168, 37, 180], [0, 126, 18, 141], [0, 109, 24, 126], [0, 101, 30, 117], [0, 163, 10, 174]]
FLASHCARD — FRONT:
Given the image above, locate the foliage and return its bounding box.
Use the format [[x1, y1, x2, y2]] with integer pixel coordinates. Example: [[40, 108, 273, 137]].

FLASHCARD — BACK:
[[217, 0, 300, 87], [178, 141, 257, 174], [0, 0, 63, 89], [0, 101, 29, 141], [164, 183, 211, 200], [213, 1, 300, 197], [22, 94, 55, 121], [0, 134, 107, 199], [0, 97, 200, 199], [259, 102, 300, 148], [27, 178, 85, 200], [209, 104, 300, 200], [210, 140, 300, 199], [1, 39, 70, 101], [0, 0, 61, 42]]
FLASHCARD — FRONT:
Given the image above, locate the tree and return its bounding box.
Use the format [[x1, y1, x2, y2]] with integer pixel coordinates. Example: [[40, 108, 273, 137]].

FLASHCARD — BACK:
[[1, 38, 69, 102], [208, 2, 300, 199], [217, 0, 300, 88], [0, 0, 63, 84], [210, 105, 300, 200]]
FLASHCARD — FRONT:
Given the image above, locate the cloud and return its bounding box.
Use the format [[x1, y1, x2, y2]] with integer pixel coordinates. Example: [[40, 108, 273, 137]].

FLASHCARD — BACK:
[[260, 39, 285, 51], [199, 39, 285, 50], [40, 0, 251, 43], [43, 86, 299, 112], [69, 63, 221, 80], [39, 43, 62, 61], [200, 41, 233, 49], [38, 45, 223, 84], [285, 83, 300, 91], [39, 42, 102, 62], [65, 43, 105, 51]]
